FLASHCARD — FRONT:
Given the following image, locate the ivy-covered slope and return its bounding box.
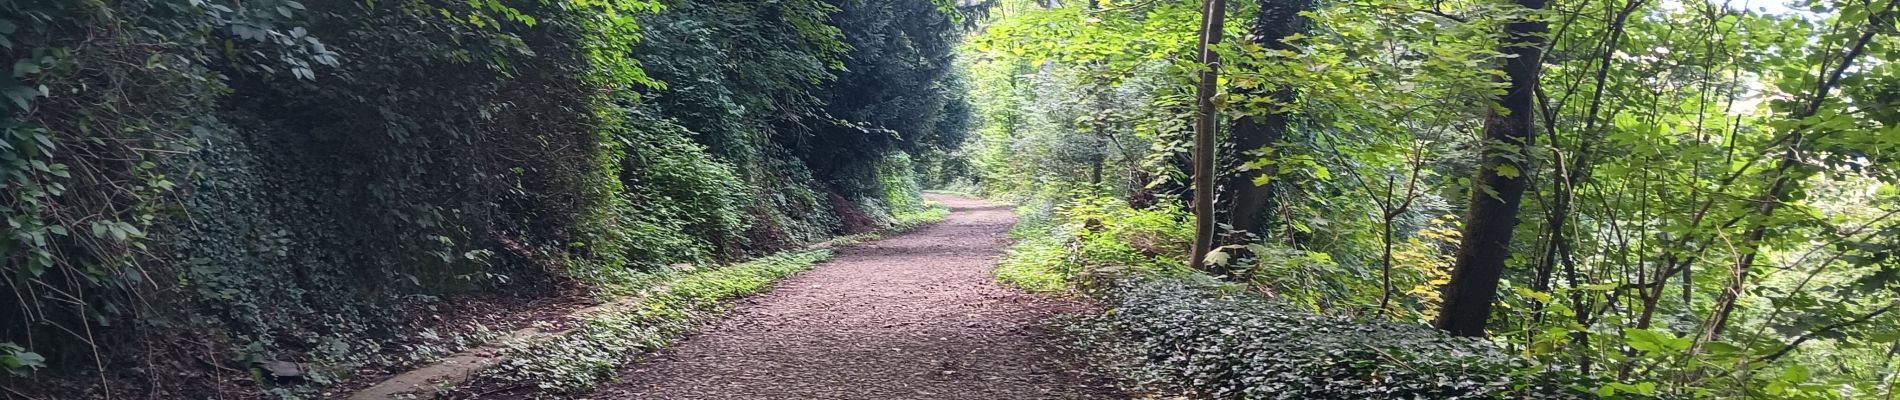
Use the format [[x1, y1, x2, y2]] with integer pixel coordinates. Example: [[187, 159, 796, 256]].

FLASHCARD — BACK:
[[1085, 277, 1599, 399], [0, 0, 966, 396]]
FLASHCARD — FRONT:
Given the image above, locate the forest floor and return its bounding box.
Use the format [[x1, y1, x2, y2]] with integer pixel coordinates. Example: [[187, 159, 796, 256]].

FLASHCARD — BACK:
[[584, 194, 1121, 399]]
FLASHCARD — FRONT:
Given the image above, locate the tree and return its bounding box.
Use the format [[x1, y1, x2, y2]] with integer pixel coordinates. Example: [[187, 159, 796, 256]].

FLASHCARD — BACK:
[[1218, 0, 1311, 245], [1189, 0, 1229, 273], [1432, 0, 1547, 337]]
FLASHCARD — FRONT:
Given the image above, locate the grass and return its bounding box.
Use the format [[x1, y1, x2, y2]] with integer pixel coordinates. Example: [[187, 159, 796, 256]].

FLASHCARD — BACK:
[[995, 256, 1069, 293], [922, 189, 982, 198], [993, 209, 1074, 293], [475, 250, 831, 393], [891, 201, 950, 231]]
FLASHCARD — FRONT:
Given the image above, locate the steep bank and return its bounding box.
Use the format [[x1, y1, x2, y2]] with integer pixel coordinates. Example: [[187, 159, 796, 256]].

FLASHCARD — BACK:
[[0, 0, 968, 397]]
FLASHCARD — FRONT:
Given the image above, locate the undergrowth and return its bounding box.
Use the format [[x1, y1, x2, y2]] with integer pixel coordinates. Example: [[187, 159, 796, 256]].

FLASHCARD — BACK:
[[994, 207, 1071, 293], [994, 196, 1634, 399], [477, 250, 831, 394], [995, 197, 1193, 293], [1071, 277, 1606, 399]]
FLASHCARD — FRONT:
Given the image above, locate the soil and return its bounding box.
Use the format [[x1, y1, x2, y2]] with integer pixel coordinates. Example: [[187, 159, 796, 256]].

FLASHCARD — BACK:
[[828, 191, 883, 235], [590, 194, 1121, 399]]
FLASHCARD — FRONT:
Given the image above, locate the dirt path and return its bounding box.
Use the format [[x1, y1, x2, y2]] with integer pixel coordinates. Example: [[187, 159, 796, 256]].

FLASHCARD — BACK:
[[593, 194, 1118, 399]]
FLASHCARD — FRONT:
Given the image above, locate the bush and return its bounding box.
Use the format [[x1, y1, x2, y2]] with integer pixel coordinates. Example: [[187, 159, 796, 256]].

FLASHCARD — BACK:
[[995, 196, 1194, 292], [995, 202, 1074, 292], [995, 232, 1072, 293], [1081, 276, 1611, 399], [607, 113, 752, 269]]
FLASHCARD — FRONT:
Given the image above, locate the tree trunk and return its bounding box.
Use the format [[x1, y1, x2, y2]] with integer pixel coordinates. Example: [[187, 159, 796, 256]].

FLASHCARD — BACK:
[[1432, 0, 1547, 337], [1085, 0, 1110, 190], [1219, 0, 1309, 245], [1189, 0, 1228, 273], [1089, 148, 1106, 186]]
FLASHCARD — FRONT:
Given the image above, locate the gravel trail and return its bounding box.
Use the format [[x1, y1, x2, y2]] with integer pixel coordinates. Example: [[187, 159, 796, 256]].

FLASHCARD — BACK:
[[595, 194, 1119, 399]]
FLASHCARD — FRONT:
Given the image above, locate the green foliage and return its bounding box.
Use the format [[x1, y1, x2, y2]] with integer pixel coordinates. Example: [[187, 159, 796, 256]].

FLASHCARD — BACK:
[[965, 0, 1900, 397], [995, 209, 1074, 292], [877, 152, 929, 216], [594, 111, 752, 276], [0, 342, 44, 377], [995, 253, 1071, 293], [790, 0, 970, 187], [995, 196, 1195, 292], [891, 201, 952, 232], [1, 0, 258, 369]]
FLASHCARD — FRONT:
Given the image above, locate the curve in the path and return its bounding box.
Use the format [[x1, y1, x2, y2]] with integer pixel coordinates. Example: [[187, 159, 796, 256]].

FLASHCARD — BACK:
[[597, 194, 1119, 399]]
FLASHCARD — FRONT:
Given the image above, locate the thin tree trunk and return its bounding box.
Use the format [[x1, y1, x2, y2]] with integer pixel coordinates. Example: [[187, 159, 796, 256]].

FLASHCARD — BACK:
[[1088, 0, 1109, 189], [1380, 220, 1396, 310], [1189, 0, 1228, 274], [1089, 150, 1106, 186], [1432, 0, 1547, 337], [1541, 0, 1641, 371]]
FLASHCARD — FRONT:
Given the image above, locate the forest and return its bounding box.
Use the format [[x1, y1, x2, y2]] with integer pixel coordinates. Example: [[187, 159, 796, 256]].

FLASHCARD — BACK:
[[968, 0, 1900, 398], [1, 0, 1896, 398]]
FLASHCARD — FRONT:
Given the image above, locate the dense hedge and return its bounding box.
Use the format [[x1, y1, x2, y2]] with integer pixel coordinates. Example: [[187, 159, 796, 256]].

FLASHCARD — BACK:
[[1087, 277, 1610, 399]]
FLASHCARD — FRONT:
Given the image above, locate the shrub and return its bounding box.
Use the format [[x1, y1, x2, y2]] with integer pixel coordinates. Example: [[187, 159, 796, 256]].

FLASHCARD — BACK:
[[613, 113, 752, 264], [995, 196, 1194, 292]]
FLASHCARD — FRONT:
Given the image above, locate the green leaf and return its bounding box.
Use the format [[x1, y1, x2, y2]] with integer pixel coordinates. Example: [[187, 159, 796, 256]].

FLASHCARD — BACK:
[[1780, 365, 1810, 383], [12, 59, 39, 77], [1626, 329, 1690, 353], [1494, 164, 1521, 178]]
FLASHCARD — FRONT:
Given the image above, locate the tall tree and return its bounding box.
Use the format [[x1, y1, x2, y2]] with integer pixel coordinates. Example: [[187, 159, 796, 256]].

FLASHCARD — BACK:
[[1218, 0, 1311, 244], [1189, 0, 1229, 273], [1432, 0, 1548, 337]]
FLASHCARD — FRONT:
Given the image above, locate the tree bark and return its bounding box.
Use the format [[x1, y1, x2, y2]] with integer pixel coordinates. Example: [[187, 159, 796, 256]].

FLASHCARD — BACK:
[[1432, 0, 1547, 337], [1218, 0, 1310, 245], [1189, 0, 1228, 273]]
